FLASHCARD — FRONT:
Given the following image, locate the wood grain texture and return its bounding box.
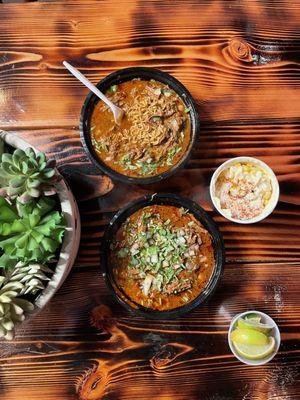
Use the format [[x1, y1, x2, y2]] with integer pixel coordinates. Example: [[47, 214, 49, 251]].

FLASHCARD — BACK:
[[1, 264, 299, 400], [11, 127, 300, 264], [0, 0, 300, 399], [1, 1, 300, 128]]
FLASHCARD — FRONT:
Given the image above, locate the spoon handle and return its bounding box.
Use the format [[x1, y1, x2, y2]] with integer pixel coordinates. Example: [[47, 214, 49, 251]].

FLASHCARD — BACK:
[[63, 61, 115, 109]]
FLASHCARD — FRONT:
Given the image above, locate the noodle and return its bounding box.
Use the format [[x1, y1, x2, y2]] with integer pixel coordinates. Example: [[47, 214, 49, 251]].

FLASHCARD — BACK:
[[90, 79, 191, 177]]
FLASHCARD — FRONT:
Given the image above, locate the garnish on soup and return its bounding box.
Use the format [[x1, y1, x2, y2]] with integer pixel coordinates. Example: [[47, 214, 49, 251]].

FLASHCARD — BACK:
[[110, 205, 214, 311], [90, 79, 191, 177], [214, 162, 273, 220]]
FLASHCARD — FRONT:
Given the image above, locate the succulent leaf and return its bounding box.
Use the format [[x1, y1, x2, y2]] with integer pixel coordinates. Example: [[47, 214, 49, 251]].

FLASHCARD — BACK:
[[0, 147, 59, 203], [0, 197, 65, 263], [0, 259, 53, 339], [0, 254, 17, 271]]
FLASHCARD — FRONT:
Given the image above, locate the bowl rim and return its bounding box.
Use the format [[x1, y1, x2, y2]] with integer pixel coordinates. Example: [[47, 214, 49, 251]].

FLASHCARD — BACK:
[[228, 310, 281, 366], [209, 156, 280, 224], [101, 193, 225, 319], [80, 66, 200, 185]]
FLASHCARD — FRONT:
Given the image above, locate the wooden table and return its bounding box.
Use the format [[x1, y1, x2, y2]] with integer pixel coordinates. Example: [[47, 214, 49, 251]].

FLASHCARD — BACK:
[[1, 1, 299, 399]]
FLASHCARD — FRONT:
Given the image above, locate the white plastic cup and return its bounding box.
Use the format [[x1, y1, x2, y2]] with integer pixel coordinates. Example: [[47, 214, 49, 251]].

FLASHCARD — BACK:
[[210, 156, 280, 224], [228, 310, 281, 366]]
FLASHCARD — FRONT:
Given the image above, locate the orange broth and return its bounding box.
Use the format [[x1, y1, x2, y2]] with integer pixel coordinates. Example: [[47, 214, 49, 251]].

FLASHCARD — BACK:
[[90, 79, 191, 178], [110, 205, 214, 311]]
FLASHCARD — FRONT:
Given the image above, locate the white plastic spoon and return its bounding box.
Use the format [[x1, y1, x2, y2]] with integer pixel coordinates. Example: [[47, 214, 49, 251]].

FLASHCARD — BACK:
[[63, 61, 124, 124]]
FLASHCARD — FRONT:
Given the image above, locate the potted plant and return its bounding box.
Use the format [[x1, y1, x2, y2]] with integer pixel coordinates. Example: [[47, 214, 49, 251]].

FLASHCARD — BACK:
[[0, 130, 80, 340]]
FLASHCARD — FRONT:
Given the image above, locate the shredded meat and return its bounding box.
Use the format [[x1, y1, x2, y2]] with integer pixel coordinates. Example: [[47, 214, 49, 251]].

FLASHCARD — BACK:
[[101, 81, 186, 165], [165, 280, 192, 295]]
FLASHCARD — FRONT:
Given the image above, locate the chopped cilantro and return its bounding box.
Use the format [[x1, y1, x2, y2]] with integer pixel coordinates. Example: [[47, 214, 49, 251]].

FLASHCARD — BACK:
[[109, 85, 118, 93], [115, 210, 197, 293]]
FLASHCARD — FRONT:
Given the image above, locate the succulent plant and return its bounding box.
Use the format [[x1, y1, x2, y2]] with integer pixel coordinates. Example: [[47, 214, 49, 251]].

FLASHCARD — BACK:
[[0, 196, 66, 263], [0, 139, 66, 340], [0, 277, 34, 340], [0, 147, 58, 203], [0, 260, 53, 340], [8, 262, 53, 295]]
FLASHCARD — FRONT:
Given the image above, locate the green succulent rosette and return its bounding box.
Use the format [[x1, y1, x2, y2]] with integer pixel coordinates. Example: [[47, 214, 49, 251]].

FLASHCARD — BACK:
[[0, 196, 66, 263], [0, 147, 58, 203]]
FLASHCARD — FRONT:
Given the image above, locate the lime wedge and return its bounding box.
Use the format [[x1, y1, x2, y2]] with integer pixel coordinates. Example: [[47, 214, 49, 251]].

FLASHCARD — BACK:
[[232, 336, 276, 360], [238, 318, 274, 334], [231, 328, 269, 346], [244, 313, 261, 323]]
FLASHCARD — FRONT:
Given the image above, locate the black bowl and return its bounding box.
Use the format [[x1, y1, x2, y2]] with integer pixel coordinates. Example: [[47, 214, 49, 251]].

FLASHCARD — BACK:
[[102, 193, 225, 319], [80, 67, 200, 185]]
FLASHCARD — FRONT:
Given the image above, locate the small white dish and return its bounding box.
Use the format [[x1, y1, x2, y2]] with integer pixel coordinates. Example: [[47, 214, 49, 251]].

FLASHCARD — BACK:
[[210, 156, 280, 224], [228, 310, 281, 366]]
